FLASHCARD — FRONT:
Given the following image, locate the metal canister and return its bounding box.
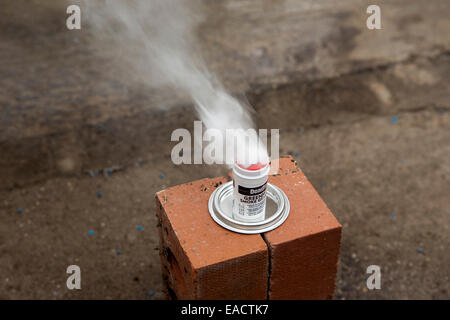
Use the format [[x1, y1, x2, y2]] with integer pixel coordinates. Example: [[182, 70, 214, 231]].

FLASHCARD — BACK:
[[232, 162, 270, 222]]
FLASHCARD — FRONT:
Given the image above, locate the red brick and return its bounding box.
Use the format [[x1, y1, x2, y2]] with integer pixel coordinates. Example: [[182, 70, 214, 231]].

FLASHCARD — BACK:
[[156, 177, 268, 299], [264, 160, 342, 299], [155, 157, 342, 300]]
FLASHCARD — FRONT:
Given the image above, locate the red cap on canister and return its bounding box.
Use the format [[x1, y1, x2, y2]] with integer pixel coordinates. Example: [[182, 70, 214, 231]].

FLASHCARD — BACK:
[[237, 162, 267, 171]]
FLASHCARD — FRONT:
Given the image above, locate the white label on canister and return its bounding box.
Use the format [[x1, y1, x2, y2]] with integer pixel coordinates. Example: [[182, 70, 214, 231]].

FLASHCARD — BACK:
[[233, 181, 267, 219]]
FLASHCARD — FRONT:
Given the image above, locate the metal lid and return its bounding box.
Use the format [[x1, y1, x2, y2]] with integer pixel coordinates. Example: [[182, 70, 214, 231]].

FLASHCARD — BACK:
[[208, 181, 290, 234]]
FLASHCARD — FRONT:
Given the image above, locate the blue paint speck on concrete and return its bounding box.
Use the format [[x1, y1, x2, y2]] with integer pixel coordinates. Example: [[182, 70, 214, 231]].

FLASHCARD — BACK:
[[88, 230, 95, 236], [159, 173, 165, 179], [117, 250, 121, 255], [17, 208, 23, 213], [391, 213, 397, 218], [439, 109, 445, 115], [149, 290, 155, 297], [417, 248, 424, 253], [96, 191, 102, 198], [294, 152, 300, 157], [319, 183, 324, 188], [391, 116, 399, 124], [137, 225, 143, 231]]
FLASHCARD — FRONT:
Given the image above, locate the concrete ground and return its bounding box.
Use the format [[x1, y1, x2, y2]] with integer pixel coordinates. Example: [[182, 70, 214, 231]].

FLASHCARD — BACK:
[[0, 1, 449, 299]]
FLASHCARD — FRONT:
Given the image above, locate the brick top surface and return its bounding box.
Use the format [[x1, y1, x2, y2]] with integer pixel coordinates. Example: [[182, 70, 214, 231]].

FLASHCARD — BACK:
[[264, 161, 341, 245], [156, 177, 267, 270], [268, 156, 299, 175]]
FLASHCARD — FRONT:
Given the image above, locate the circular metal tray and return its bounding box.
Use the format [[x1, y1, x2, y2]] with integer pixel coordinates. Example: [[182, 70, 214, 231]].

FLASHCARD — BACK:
[[208, 181, 290, 234]]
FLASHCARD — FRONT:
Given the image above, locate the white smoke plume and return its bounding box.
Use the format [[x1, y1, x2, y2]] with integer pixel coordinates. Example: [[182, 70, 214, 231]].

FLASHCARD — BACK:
[[82, 0, 268, 168]]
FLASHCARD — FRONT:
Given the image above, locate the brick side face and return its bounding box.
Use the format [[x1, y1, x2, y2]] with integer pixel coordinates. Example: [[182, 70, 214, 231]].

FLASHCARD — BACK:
[[266, 228, 342, 299], [265, 161, 342, 300], [156, 177, 268, 299]]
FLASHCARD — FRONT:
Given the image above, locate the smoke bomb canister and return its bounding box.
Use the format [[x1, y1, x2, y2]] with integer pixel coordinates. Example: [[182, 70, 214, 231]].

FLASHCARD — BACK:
[[232, 162, 270, 222]]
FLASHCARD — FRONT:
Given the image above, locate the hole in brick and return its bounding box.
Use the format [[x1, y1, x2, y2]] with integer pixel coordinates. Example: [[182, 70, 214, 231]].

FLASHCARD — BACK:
[[162, 275, 178, 300], [166, 247, 187, 297], [167, 286, 178, 300]]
